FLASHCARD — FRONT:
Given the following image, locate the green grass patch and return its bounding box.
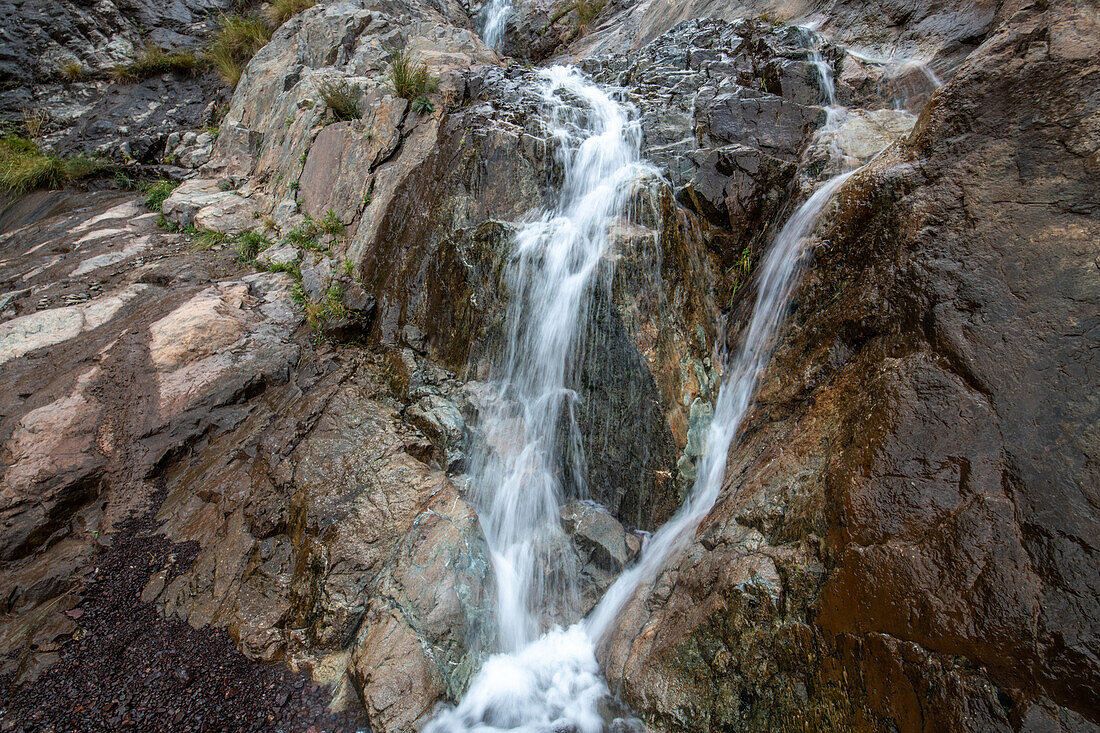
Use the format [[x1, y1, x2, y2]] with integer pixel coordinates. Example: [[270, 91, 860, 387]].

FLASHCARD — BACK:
[[0, 135, 113, 194], [236, 230, 272, 263], [318, 210, 346, 237], [142, 179, 180, 212], [387, 48, 436, 100], [113, 44, 203, 82]]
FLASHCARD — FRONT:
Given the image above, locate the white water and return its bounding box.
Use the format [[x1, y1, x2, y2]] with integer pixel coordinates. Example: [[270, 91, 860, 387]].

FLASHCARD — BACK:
[[480, 0, 512, 51], [429, 34, 865, 733], [465, 65, 654, 655]]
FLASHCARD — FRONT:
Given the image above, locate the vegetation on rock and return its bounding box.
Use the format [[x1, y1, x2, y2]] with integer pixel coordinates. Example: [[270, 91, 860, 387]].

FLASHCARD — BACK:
[[265, 0, 317, 26], [113, 44, 203, 81], [388, 48, 436, 100], [0, 135, 112, 193], [319, 79, 362, 121], [207, 14, 272, 86]]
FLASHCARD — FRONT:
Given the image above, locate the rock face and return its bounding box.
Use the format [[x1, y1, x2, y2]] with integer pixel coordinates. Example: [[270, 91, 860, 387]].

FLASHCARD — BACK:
[[598, 1, 1100, 731], [1, 0, 1098, 730]]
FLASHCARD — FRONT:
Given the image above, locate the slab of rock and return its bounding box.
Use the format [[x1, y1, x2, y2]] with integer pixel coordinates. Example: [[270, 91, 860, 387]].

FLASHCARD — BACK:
[[161, 179, 257, 235]]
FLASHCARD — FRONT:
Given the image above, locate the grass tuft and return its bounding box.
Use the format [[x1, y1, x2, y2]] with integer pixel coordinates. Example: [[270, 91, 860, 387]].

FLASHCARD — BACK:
[[265, 0, 317, 26], [387, 48, 436, 100], [0, 135, 113, 194], [574, 0, 606, 29], [113, 44, 203, 82], [142, 179, 180, 212], [207, 14, 272, 86], [319, 210, 346, 237], [236, 231, 271, 263], [319, 78, 361, 122], [60, 61, 85, 82]]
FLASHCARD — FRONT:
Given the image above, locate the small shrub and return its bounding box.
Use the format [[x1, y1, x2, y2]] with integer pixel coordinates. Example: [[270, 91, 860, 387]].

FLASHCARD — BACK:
[[207, 14, 272, 86], [319, 78, 361, 122], [265, 0, 317, 27], [142, 179, 180, 211], [411, 96, 435, 115], [342, 259, 355, 276], [113, 44, 203, 82], [388, 48, 436, 100], [319, 210, 345, 237], [60, 61, 85, 82], [0, 135, 112, 193]]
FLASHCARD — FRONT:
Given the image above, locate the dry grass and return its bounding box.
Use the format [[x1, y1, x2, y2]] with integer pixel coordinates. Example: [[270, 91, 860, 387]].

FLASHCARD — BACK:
[[575, 0, 606, 30], [22, 108, 48, 139], [207, 14, 272, 86], [319, 78, 361, 121], [265, 0, 317, 26], [60, 61, 85, 81]]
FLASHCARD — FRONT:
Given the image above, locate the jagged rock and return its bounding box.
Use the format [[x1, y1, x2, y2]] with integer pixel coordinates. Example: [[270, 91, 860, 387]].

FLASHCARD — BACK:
[[256, 243, 300, 269]]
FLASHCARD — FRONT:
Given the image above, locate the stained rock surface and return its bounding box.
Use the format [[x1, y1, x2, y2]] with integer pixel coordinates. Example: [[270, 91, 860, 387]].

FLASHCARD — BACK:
[[1, 0, 1097, 730]]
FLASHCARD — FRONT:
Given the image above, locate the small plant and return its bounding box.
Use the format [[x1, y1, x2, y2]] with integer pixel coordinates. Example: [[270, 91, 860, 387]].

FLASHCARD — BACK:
[[207, 14, 272, 86], [235, 231, 271, 263], [264, 260, 301, 278], [289, 179, 300, 192], [191, 228, 231, 250], [157, 214, 182, 232], [387, 48, 436, 100], [304, 284, 350, 333], [284, 216, 328, 252], [319, 78, 361, 122], [319, 210, 345, 237], [734, 246, 752, 277], [22, 107, 48, 139], [265, 0, 317, 26], [114, 170, 137, 189], [142, 179, 180, 211], [0, 135, 112, 193], [411, 96, 435, 115], [342, 259, 355, 276], [60, 61, 85, 82], [113, 44, 203, 82]]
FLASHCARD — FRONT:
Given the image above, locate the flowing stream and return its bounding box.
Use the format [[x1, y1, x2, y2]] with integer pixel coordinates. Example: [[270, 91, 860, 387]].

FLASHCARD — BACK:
[[428, 31, 867, 733]]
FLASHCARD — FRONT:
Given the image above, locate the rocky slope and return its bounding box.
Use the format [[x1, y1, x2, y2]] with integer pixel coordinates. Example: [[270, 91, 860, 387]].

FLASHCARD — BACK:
[[1, 0, 1097, 731]]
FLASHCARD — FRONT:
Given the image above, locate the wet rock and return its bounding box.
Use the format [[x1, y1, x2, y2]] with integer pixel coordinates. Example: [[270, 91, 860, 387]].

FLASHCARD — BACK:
[[405, 395, 465, 470]]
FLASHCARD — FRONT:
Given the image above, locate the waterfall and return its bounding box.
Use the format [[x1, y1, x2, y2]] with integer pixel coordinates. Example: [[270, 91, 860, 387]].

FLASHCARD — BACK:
[[463, 65, 656, 654], [428, 32, 864, 733], [480, 0, 512, 51]]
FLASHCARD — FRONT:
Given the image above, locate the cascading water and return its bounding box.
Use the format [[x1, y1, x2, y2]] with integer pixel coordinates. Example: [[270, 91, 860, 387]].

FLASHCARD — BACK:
[[430, 29, 876, 733], [479, 0, 512, 51]]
